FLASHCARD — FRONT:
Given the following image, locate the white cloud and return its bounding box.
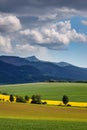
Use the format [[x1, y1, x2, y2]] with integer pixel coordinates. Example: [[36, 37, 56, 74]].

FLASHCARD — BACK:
[[38, 7, 78, 21], [81, 20, 87, 25], [71, 29, 87, 42], [0, 14, 22, 54], [0, 35, 13, 53], [0, 14, 22, 33], [20, 20, 87, 50], [19, 7, 87, 22], [15, 43, 50, 60], [0, 8, 87, 56], [16, 43, 37, 52], [20, 29, 44, 43]]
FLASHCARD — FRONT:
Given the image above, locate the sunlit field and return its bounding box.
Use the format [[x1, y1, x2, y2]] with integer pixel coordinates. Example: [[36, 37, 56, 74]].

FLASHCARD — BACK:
[[0, 94, 87, 107], [0, 102, 87, 121], [0, 103, 87, 130], [0, 82, 87, 102]]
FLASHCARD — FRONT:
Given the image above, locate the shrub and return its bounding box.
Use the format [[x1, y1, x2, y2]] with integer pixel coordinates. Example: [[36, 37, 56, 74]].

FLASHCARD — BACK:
[[67, 104, 71, 107], [42, 101, 47, 104]]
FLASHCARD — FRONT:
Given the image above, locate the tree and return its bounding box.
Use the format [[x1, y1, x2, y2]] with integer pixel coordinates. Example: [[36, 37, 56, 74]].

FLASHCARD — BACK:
[[31, 95, 41, 104], [16, 96, 25, 103], [9, 94, 14, 102], [25, 95, 29, 102], [62, 95, 69, 105]]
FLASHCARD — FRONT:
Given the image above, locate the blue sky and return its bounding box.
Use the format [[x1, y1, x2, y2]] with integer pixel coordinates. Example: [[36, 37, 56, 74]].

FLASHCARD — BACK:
[[0, 0, 87, 67], [49, 16, 87, 67]]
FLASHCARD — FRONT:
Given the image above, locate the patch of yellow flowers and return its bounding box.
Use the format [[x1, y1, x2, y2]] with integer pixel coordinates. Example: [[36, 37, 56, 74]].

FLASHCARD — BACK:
[[42, 100, 87, 107], [0, 94, 87, 107], [0, 94, 16, 102], [0, 94, 10, 102]]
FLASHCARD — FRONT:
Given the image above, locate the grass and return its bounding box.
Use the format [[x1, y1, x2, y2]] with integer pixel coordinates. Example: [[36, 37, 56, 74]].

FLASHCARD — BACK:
[[0, 118, 87, 130], [0, 82, 87, 102]]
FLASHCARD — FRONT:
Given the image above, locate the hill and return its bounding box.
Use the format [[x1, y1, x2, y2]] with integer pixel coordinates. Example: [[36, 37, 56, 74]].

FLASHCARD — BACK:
[[0, 55, 87, 84], [0, 60, 44, 84]]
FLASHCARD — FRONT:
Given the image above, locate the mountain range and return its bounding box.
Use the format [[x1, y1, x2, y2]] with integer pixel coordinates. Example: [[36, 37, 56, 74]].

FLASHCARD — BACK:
[[0, 55, 87, 84]]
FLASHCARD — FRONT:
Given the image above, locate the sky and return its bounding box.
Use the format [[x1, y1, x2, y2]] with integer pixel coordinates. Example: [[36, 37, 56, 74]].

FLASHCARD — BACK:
[[0, 0, 87, 67]]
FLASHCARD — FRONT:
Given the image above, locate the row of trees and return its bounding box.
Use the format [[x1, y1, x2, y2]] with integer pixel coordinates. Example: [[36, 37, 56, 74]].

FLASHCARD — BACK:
[[9, 94, 46, 104], [10, 95, 29, 103], [9, 94, 69, 105]]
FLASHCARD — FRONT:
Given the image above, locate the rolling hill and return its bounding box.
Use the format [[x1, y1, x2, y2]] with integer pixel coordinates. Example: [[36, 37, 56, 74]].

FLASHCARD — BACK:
[[0, 55, 87, 84]]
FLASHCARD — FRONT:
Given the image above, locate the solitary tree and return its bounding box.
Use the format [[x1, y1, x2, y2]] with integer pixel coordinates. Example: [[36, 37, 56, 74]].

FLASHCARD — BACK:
[[62, 95, 69, 105], [9, 94, 14, 102]]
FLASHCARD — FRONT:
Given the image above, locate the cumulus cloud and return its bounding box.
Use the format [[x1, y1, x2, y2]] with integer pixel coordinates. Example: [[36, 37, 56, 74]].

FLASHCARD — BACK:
[[0, 14, 22, 33], [0, 0, 87, 57], [0, 35, 12, 53], [20, 21, 87, 50], [0, 13, 22, 54]]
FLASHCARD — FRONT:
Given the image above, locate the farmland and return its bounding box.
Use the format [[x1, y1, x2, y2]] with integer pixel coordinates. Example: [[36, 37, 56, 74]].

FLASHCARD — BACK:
[[0, 82, 87, 102], [0, 102, 87, 120], [0, 103, 87, 130], [0, 82, 87, 130]]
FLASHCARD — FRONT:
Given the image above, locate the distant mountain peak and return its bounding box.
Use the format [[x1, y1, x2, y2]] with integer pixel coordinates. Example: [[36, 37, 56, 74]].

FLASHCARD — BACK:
[[57, 62, 72, 67], [26, 56, 40, 62]]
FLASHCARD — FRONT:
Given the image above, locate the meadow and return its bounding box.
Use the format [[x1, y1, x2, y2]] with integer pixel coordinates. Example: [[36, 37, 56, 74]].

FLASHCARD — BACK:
[[1, 118, 87, 130], [0, 82, 87, 102], [0, 82, 87, 130]]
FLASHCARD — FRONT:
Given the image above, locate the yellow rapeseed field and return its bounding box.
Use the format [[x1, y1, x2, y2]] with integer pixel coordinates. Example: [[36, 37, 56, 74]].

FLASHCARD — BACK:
[[43, 100, 87, 107], [0, 94, 10, 102], [0, 94, 87, 107], [0, 94, 16, 102], [69, 101, 87, 107]]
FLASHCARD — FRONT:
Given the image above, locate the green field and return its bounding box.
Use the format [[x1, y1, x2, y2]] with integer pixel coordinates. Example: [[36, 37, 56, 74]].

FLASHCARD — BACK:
[[0, 82, 87, 102], [0, 118, 87, 130]]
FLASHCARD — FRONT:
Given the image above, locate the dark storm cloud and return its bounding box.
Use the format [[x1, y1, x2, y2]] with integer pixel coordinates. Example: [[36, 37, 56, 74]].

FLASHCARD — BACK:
[[0, 0, 87, 14]]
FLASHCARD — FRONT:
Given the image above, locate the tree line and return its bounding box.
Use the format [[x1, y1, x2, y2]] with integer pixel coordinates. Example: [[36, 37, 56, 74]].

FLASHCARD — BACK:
[[9, 94, 70, 106]]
